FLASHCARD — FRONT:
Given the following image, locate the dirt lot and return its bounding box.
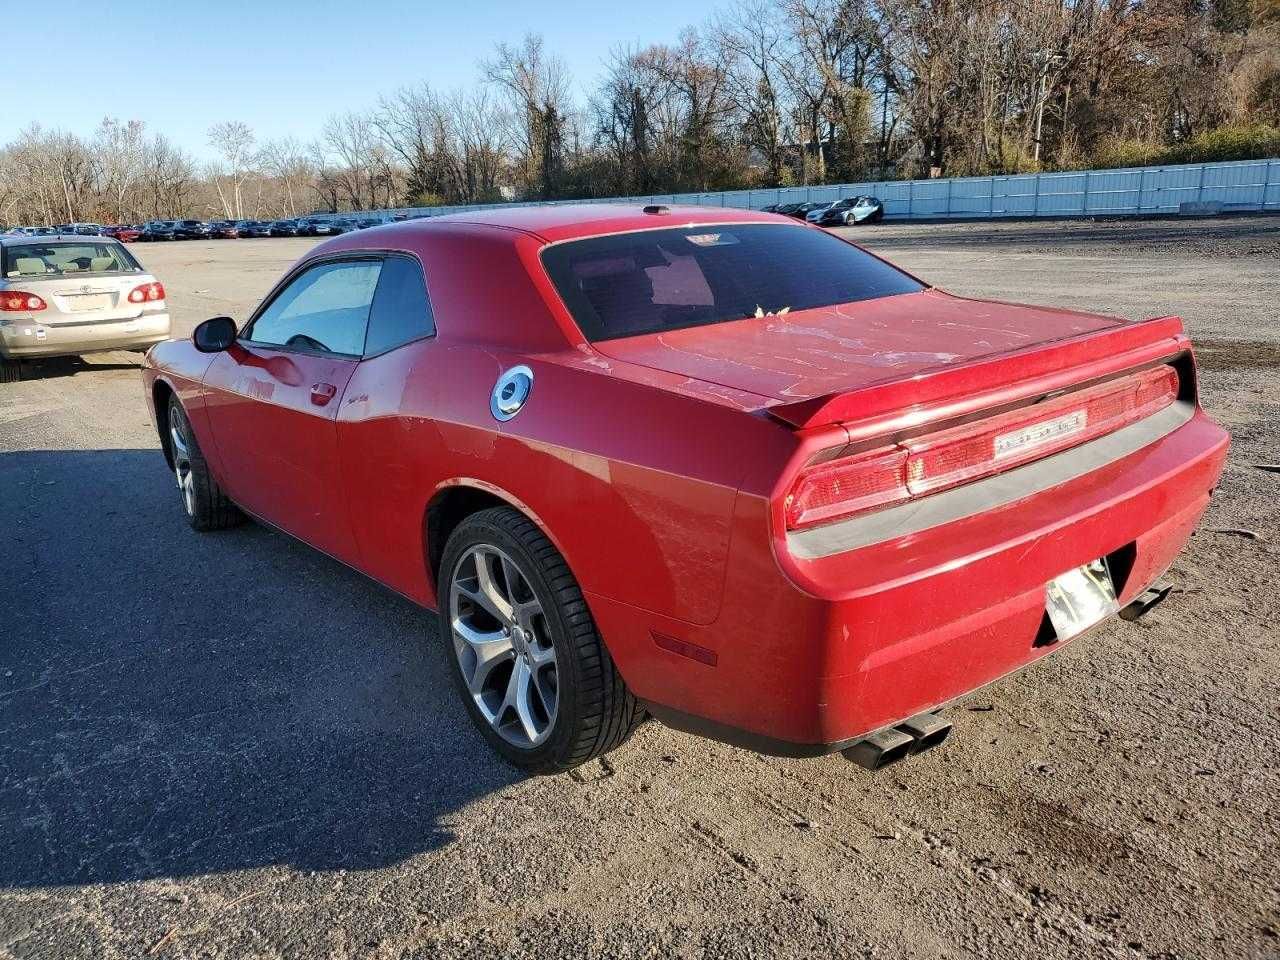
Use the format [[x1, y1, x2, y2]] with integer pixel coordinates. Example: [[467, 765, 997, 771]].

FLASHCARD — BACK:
[[1, 217, 1277, 960]]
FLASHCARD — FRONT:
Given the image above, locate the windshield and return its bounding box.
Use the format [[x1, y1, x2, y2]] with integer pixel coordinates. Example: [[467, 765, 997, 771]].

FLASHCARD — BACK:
[[541, 223, 924, 342], [3, 241, 141, 278]]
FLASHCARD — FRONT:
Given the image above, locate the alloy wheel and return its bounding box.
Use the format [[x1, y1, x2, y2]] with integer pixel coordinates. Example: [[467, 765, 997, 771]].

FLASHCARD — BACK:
[[169, 411, 196, 517], [449, 545, 559, 748]]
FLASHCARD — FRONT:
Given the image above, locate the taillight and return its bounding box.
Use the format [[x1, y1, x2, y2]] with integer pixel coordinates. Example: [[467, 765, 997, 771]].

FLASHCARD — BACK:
[[785, 446, 909, 529], [784, 365, 1180, 530], [0, 291, 47, 312], [128, 281, 165, 303]]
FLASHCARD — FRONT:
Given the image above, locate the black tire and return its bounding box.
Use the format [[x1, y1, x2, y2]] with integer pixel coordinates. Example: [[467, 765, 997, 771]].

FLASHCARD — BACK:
[[166, 396, 244, 532], [0, 357, 21, 383], [439, 506, 643, 773]]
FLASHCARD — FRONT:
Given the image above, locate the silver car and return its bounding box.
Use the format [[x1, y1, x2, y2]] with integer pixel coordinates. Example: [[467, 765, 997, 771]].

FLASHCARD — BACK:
[[0, 234, 170, 381]]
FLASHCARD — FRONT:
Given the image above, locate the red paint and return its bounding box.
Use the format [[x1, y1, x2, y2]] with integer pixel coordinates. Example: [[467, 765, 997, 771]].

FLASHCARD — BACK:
[[141, 205, 1229, 754]]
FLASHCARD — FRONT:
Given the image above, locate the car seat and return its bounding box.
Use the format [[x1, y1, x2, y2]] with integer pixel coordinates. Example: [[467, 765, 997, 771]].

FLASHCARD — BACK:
[[12, 257, 48, 276]]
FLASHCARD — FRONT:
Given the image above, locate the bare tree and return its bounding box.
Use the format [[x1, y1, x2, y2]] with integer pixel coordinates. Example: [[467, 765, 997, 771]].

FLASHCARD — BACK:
[[94, 118, 147, 222], [320, 112, 399, 210], [484, 34, 572, 198], [207, 120, 256, 219], [260, 137, 313, 216], [717, 2, 791, 183], [1, 4, 1278, 226]]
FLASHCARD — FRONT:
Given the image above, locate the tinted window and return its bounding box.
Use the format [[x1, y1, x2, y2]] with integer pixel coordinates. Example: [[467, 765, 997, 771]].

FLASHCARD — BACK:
[[364, 256, 434, 356], [250, 259, 381, 355], [541, 223, 924, 341]]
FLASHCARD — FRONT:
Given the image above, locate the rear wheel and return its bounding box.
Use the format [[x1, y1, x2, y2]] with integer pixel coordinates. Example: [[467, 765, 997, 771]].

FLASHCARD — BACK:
[[0, 356, 21, 383], [167, 396, 244, 531], [440, 506, 643, 773]]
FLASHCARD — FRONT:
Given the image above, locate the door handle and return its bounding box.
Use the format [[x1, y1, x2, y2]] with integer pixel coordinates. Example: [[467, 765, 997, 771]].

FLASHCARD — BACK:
[[310, 382, 338, 407]]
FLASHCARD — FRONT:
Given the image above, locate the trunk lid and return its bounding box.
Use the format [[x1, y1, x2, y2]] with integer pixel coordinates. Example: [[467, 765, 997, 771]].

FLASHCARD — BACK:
[[591, 290, 1181, 428], [13, 274, 152, 325]]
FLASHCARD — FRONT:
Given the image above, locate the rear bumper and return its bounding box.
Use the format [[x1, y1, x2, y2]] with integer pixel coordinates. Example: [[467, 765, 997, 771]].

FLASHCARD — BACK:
[[0, 312, 170, 358], [591, 407, 1229, 753]]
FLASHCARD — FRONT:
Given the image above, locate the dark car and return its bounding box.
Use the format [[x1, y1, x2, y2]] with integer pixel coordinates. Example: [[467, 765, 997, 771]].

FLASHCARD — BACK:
[[268, 219, 300, 237], [235, 220, 272, 238], [295, 217, 339, 237], [170, 219, 209, 239], [807, 196, 885, 226], [141, 221, 177, 241], [775, 202, 824, 220], [207, 220, 239, 239]]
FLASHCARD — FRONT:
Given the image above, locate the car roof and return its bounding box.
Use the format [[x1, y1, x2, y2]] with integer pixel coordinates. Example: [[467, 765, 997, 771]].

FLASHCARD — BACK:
[[356, 202, 797, 244], [0, 234, 122, 246]]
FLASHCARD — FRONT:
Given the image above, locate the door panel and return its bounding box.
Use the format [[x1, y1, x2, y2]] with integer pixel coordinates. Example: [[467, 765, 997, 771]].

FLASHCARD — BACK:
[[336, 342, 431, 600], [203, 343, 360, 563], [334, 255, 441, 602]]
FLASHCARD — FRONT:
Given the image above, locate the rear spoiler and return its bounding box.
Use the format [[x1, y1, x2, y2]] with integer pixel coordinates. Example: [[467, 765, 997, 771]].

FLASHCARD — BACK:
[[763, 316, 1189, 431]]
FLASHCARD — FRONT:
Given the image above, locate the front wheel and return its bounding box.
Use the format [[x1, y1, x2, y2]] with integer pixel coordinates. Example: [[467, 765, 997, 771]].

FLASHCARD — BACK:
[[439, 506, 643, 773], [166, 396, 244, 531]]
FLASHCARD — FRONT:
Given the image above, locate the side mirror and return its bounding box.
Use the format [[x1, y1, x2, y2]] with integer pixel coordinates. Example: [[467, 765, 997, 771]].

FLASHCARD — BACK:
[[193, 316, 237, 353]]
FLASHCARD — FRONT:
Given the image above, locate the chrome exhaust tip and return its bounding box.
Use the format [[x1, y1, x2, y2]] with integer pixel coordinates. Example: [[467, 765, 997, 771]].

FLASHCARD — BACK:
[[841, 727, 915, 770], [896, 712, 952, 754], [842, 712, 953, 770]]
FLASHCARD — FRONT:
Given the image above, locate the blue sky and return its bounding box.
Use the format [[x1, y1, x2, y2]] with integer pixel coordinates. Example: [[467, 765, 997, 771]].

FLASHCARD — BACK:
[[15, 0, 724, 160]]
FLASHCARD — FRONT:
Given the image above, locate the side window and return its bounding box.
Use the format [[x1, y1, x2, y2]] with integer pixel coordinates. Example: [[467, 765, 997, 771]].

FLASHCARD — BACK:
[[364, 256, 435, 356], [250, 259, 382, 355]]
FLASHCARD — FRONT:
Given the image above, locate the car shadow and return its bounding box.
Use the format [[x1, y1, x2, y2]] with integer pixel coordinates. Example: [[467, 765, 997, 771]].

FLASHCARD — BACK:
[[11, 355, 143, 381], [0, 448, 521, 890]]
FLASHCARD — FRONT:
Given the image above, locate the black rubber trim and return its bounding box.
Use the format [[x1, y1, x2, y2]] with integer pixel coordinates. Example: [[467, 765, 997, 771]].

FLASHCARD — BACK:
[[641, 701, 860, 757]]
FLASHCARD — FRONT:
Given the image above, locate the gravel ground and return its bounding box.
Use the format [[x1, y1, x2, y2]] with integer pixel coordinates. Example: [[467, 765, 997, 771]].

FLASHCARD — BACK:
[[1, 217, 1277, 960]]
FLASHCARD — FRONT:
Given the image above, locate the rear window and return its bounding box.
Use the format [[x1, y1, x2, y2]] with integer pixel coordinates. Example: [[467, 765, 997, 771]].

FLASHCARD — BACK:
[[3, 241, 140, 278], [540, 223, 924, 341]]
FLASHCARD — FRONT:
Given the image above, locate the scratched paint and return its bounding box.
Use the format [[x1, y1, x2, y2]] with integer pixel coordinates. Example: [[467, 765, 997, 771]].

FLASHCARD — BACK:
[[594, 289, 1124, 402]]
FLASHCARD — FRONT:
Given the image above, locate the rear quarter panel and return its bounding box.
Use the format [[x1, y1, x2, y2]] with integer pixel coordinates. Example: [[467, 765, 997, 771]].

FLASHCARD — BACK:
[[339, 335, 777, 626]]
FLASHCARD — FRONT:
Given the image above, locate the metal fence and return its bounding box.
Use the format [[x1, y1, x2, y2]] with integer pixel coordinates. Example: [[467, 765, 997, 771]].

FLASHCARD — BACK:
[[337, 157, 1280, 223]]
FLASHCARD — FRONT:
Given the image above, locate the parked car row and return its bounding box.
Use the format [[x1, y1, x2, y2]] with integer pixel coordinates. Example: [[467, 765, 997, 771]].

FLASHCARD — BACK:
[[1, 214, 407, 243], [135, 217, 390, 241], [760, 196, 885, 225]]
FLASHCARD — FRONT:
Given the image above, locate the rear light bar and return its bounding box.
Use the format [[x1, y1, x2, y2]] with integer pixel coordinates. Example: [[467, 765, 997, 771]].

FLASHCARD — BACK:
[[128, 281, 165, 303], [0, 291, 46, 312], [784, 365, 1180, 530]]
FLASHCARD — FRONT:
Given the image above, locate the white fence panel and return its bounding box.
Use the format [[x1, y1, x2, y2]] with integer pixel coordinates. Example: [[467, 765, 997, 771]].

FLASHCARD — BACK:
[[334, 157, 1280, 223]]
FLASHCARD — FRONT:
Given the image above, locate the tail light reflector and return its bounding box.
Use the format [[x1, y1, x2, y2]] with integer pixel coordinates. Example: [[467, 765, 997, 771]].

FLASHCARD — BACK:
[[785, 446, 909, 529], [784, 365, 1180, 531], [0, 291, 46, 312], [128, 281, 165, 303]]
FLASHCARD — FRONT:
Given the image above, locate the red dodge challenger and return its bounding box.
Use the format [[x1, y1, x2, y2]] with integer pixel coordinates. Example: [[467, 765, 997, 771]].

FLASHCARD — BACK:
[[141, 204, 1229, 773]]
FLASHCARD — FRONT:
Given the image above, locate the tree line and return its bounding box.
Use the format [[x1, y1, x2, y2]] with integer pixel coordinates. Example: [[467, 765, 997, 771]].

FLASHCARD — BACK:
[[3, 0, 1277, 225]]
